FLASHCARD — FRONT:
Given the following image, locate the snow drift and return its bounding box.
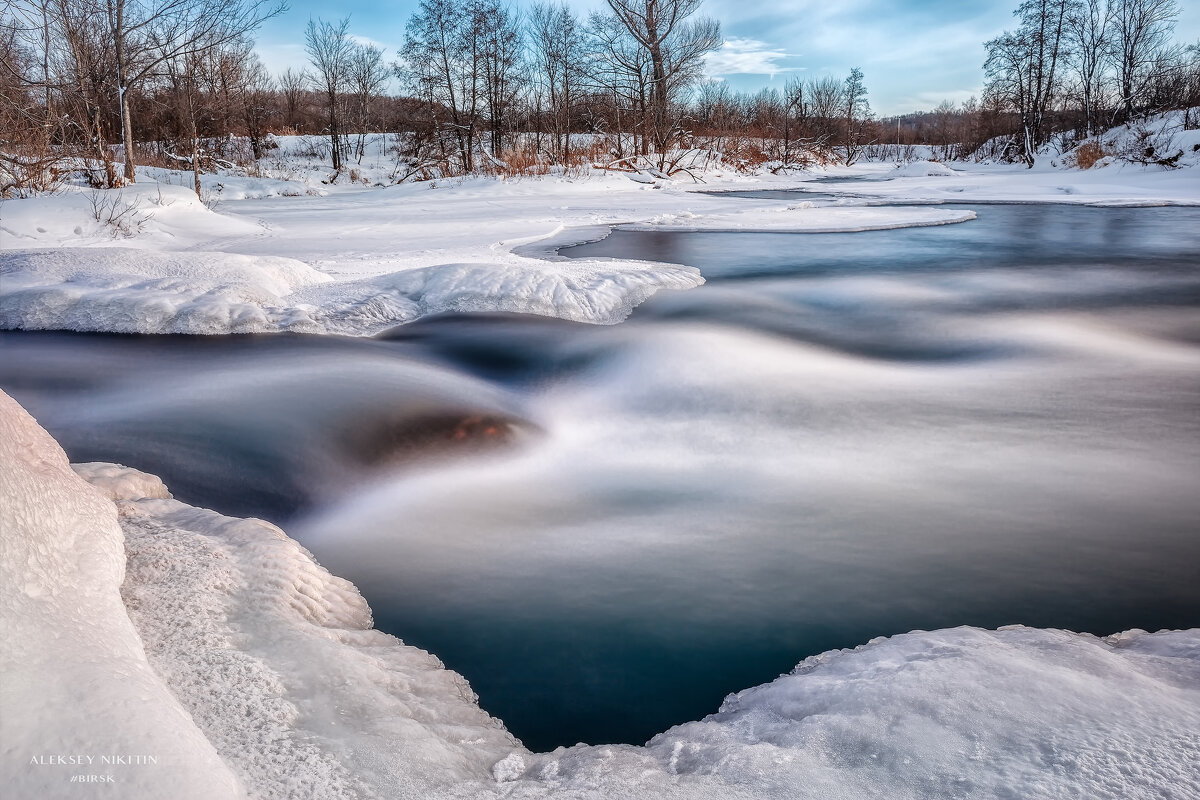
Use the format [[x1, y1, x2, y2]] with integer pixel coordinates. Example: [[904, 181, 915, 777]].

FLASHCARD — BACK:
[[2, 389, 1198, 799]]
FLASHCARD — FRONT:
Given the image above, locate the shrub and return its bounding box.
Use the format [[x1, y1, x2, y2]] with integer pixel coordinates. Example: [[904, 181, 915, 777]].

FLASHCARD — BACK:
[[1073, 140, 1109, 169]]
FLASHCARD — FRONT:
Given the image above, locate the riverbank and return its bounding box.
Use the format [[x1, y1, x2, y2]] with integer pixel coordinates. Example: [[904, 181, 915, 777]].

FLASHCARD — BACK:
[[3, 389, 1198, 799], [2, 155, 1197, 336]]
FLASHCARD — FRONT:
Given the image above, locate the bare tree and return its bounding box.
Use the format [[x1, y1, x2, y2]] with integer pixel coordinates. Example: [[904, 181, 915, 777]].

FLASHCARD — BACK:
[[1109, 0, 1179, 119], [587, 9, 650, 157], [401, 0, 480, 173], [985, 0, 1075, 165], [277, 65, 306, 130], [100, 0, 285, 182], [477, 0, 523, 162], [348, 41, 386, 163], [530, 2, 583, 163], [602, 0, 720, 163], [305, 16, 354, 172], [1068, 0, 1112, 135]]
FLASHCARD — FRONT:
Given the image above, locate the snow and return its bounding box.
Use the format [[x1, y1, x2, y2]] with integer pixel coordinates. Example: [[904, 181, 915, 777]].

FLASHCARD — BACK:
[[2, 390, 1198, 799], [0, 248, 333, 335], [622, 204, 975, 232], [889, 159, 958, 177], [0, 246, 701, 334], [0, 391, 242, 799], [0, 182, 262, 248], [2, 120, 1198, 336]]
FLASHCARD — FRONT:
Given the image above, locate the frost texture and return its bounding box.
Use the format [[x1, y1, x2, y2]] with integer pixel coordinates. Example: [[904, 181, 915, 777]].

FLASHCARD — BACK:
[[0, 392, 242, 798]]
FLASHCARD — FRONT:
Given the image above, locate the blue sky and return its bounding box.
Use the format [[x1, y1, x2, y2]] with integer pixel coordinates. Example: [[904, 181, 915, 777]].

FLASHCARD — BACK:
[[253, 0, 1200, 116]]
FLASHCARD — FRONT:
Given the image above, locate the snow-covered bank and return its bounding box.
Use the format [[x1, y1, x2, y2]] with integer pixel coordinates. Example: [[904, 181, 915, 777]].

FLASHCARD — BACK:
[[2, 390, 1198, 799], [0, 392, 242, 799], [807, 154, 1200, 206], [3, 147, 1198, 335], [0, 247, 703, 334], [0, 175, 980, 335]]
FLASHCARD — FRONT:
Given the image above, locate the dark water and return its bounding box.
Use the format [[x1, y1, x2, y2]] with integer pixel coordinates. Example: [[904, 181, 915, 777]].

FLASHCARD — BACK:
[[3, 203, 1199, 752]]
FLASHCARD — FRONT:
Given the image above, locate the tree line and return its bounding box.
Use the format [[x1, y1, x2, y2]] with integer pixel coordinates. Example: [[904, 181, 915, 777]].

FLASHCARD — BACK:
[[0, 0, 886, 191], [2, 0, 1198, 196], [983, 0, 1199, 165]]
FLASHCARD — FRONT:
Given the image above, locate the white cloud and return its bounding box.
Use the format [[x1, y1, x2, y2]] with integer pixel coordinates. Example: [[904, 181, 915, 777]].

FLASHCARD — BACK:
[[348, 33, 389, 51], [705, 37, 804, 78]]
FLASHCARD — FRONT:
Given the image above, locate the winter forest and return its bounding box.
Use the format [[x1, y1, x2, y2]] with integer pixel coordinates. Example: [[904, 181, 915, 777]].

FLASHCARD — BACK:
[[2, 0, 1199, 194]]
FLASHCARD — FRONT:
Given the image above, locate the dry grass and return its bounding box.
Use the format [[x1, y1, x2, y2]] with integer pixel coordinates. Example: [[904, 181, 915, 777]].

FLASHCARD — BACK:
[[1073, 140, 1109, 169], [478, 136, 614, 179]]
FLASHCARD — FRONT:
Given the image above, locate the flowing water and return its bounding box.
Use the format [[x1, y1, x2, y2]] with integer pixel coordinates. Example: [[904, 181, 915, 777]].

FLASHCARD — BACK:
[[3, 202, 1199, 751]]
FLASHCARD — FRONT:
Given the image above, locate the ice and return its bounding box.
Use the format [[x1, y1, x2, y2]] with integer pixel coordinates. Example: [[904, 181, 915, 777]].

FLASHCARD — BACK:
[[0, 391, 242, 799], [0, 248, 334, 335], [0, 247, 702, 334], [508, 626, 1200, 800], [2, 390, 1197, 799], [114, 476, 519, 798], [621, 205, 975, 232], [300, 258, 704, 331]]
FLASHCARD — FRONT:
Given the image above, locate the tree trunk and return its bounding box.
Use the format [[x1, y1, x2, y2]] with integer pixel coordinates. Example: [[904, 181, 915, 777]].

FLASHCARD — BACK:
[[120, 91, 135, 182], [328, 94, 341, 172], [193, 135, 202, 198]]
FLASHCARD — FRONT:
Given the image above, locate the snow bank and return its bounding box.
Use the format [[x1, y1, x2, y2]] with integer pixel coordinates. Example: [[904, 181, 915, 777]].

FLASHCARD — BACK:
[[890, 160, 957, 178], [0, 248, 702, 334], [3, 391, 1198, 799], [0, 184, 261, 249], [108, 466, 520, 799], [0, 392, 242, 799], [0, 248, 333, 335], [505, 626, 1200, 800], [296, 258, 704, 333], [622, 205, 975, 232]]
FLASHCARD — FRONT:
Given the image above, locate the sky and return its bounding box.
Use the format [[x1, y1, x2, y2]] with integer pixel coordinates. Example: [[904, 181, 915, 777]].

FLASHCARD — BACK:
[[253, 0, 1200, 117]]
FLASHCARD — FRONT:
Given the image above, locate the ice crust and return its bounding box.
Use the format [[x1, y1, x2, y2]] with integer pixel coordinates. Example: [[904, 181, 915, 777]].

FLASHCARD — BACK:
[[621, 205, 975, 232], [2, 390, 1198, 799]]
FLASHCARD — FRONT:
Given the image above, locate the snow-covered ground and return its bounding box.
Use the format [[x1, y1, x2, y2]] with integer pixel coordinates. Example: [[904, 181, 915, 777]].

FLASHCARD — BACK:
[[4, 120, 1196, 335], [2, 391, 1198, 799]]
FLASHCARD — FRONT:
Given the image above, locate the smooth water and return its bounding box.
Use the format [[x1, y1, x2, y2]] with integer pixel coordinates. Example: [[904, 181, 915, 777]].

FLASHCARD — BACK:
[[3, 203, 1199, 752]]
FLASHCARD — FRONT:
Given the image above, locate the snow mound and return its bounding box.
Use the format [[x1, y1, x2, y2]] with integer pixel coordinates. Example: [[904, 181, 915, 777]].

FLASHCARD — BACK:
[[0, 248, 333, 334], [0, 184, 262, 248], [622, 205, 974, 232], [0, 392, 242, 799], [72, 462, 173, 502], [299, 259, 704, 333], [1, 249, 703, 335], [891, 160, 957, 178]]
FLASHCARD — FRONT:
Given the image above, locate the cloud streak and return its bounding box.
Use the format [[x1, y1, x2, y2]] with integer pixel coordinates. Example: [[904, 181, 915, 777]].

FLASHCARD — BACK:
[[704, 37, 804, 78]]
